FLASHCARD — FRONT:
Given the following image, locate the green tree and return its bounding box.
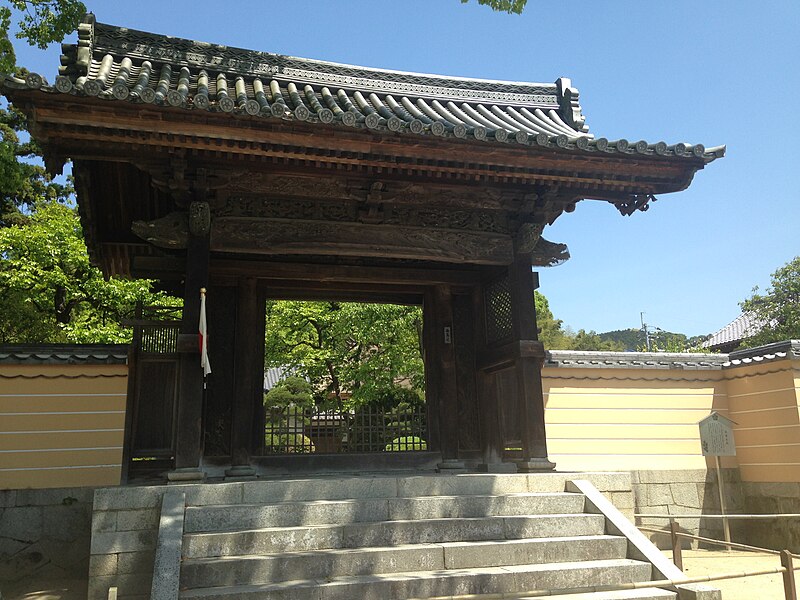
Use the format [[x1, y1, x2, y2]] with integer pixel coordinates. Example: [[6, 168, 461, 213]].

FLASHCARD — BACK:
[[535, 290, 574, 349], [1, 2, 86, 225], [460, 0, 527, 14], [740, 256, 800, 347], [0, 1, 86, 72], [264, 376, 314, 410], [1, 102, 72, 226], [0, 201, 177, 343], [566, 328, 625, 352], [264, 301, 424, 408]]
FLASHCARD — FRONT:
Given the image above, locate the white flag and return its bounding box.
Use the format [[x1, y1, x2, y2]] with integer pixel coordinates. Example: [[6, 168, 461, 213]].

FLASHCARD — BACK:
[[199, 289, 211, 377]]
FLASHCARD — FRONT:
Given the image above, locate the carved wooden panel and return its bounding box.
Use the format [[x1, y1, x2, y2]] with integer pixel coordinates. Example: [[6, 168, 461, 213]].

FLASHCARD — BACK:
[[215, 195, 514, 234], [211, 218, 513, 265]]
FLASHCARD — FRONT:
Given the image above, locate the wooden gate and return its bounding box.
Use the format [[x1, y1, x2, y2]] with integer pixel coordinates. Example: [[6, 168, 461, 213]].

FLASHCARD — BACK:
[[122, 310, 182, 481]]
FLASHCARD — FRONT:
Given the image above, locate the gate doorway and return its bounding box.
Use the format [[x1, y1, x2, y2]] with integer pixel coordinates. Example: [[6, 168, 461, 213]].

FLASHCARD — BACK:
[[259, 300, 428, 457]]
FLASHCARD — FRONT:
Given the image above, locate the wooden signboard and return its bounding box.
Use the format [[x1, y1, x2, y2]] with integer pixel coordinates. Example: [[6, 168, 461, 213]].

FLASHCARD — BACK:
[[698, 411, 736, 456]]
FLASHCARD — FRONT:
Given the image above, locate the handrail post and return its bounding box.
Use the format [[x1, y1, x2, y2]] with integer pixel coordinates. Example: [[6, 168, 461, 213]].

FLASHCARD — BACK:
[[781, 550, 797, 600], [670, 519, 683, 571]]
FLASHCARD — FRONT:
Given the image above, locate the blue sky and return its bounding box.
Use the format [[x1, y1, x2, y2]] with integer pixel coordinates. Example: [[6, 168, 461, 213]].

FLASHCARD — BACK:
[[9, 0, 799, 337]]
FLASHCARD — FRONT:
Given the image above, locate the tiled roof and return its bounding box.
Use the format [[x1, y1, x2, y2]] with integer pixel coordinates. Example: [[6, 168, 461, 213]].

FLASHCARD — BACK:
[[263, 366, 298, 391], [1, 15, 724, 163], [0, 344, 128, 364], [701, 312, 762, 349], [724, 339, 800, 367], [545, 349, 729, 370]]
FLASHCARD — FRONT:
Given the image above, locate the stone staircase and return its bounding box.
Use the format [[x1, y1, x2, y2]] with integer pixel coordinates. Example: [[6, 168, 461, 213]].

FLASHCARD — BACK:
[[171, 475, 684, 600]]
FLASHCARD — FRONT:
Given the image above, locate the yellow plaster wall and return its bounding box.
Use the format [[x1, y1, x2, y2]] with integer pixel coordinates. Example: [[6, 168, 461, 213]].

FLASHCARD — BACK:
[[0, 363, 127, 489], [542, 366, 730, 471], [2, 350, 798, 489], [725, 361, 800, 482]]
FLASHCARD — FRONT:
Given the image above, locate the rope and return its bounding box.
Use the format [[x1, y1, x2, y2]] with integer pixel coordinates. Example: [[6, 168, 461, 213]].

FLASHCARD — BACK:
[[637, 527, 782, 555], [414, 566, 791, 600], [636, 513, 800, 519]]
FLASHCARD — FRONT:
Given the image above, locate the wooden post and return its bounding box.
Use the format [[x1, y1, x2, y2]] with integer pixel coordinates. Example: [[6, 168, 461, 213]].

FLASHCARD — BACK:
[[670, 519, 683, 571], [716, 455, 732, 550], [226, 277, 260, 479], [509, 256, 553, 471], [171, 198, 210, 481], [433, 285, 464, 471], [781, 550, 797, 600], [422, 290, 441, 453]]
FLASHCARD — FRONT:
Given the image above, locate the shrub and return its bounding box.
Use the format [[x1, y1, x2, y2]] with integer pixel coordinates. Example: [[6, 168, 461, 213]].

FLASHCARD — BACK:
[[385, 436, 427, 452]]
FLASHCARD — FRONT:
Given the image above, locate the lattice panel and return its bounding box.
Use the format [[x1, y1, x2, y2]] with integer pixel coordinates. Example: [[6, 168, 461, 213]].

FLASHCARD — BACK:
[[261, 405, 428, 455], [140, 325, 180, 354], [484, 275, 513, 344]]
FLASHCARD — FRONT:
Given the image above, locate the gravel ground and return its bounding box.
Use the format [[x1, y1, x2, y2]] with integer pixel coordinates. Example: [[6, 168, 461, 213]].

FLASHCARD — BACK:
[[665, 549, 790, 600]]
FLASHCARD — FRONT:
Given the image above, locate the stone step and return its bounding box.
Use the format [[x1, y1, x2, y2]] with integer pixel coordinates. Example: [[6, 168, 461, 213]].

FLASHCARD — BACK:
[[184, 492, 586, 532], [181, 535, 628, 588], [532, 589, 676, 600], [184, 513, 607, 558], [186, 473, 627, 506], [179, 558, 653, 600]]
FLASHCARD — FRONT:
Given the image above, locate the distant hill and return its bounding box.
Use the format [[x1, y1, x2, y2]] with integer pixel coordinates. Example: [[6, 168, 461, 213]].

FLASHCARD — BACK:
[[597, 329, 707, 352]]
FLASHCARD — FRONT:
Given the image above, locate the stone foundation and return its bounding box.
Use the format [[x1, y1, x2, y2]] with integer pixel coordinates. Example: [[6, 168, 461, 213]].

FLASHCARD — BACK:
[[0, 487, 93, 586], [742, 482, 800, 552], [632, 469, 745, 549]]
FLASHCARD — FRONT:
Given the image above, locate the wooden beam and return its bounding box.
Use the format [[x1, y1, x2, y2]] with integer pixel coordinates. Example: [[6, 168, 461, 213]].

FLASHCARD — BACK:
[[209, 259, 499, 286]]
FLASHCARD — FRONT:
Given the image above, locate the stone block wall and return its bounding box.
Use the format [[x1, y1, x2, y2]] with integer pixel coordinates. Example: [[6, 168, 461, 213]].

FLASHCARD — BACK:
[[632, 469, 745, 549], [742, 482, 800, 552], [0, 487, 93, 589], [88, 487, 167, 600]]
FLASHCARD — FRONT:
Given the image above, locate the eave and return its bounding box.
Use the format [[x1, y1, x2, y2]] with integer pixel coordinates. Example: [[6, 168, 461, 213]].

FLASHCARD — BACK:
[[11, 88, 708, 197]]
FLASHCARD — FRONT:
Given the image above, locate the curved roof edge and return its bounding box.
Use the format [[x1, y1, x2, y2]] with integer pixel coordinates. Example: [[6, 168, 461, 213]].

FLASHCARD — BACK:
[[0, 344, 129, 365], [545, 349, 729, 370], [1, 14, 725, 164]]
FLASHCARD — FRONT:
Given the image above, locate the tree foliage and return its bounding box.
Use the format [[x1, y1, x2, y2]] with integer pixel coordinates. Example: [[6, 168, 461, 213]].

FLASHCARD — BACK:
[[740, 256, 800, 347], [264, 376, 314, 410], [534, 291, 625, 351], [0, 201, 178, 343], [264, 301, 424, 408], [1, 102, 71, 226], [0, 2, 181, 344], [459, 0, 527, 14], [0, 0, 86, 72]]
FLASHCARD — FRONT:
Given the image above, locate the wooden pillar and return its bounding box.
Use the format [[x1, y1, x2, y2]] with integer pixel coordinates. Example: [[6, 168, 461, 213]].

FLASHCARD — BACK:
[[509, 255, 554, 471], [422, 291, 441, 453], [170, 200, 210, 481], [432, 285, 465, 471], [226, 277, 262, 479]]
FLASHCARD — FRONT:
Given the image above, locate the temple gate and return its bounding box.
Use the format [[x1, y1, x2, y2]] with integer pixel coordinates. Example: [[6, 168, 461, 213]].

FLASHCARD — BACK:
[[1, 15, 722, 481]]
